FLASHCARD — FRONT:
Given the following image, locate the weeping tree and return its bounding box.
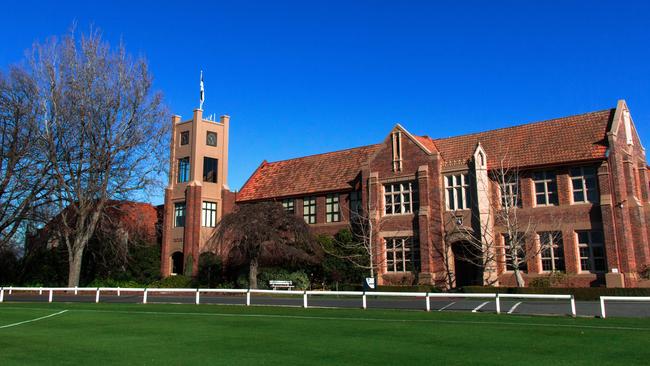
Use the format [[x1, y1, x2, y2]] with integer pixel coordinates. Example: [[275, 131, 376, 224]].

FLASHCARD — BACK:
[[29, 28, 167, 286], [210, 202, 319, 289]]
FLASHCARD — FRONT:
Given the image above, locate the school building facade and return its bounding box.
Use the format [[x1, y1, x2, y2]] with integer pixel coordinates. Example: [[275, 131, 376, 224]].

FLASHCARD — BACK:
[[162, 100, 650, 288]]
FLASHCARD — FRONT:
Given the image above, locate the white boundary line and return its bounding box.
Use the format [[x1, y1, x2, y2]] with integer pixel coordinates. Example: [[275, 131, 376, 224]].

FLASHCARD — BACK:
[[507, 302, 522, 314], [0, 309, 68, 329], [472, 302, 489, 313], [438, 302, 456, 311]]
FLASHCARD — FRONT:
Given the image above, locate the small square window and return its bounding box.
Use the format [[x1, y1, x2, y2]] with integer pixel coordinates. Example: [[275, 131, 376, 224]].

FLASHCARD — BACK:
[[206, 131, 217, 147], [180, 131, 189, 146]]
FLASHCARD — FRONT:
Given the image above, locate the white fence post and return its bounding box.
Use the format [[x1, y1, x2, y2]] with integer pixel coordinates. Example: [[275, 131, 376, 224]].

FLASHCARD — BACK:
[[600, 297, 606, 319], [0, 287, 4, 303], [246, 289, 251, 306], [362, 292, 367, 310], [39, 286, 43, 295], [48, 289, 53, 303], [495, 293, 501, 314], [425, 293, 431, 312], [143, 288, 148, 304], [74, 286, 78, 295], [570, 295, 576, 317], [303, 291, 308, 308], [117, 287, 121, 297], [95, 288, 100, 303], [195, 289, 200, 305], [9, 286, 12, 295]]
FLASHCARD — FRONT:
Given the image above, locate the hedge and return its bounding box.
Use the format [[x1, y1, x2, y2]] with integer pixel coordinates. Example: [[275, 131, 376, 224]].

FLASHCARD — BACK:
[[461, 286, 650, 301]]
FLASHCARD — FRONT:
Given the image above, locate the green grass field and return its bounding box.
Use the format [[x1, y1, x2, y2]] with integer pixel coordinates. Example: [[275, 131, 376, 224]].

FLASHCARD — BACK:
[[1, 302, 649, 365]]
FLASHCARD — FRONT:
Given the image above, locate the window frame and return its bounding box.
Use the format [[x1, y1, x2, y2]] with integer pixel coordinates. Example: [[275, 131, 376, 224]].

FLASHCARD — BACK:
[[282, 198, 295, 214], [203, 157, 218, 183], [180, 131, 189, 146], [533, 171, 558, 206], [206, 131, 217, 147], [385, 237, 420, 273], [539, 232, 565, 272], [177, 157, 190, 183], [201, 201, 217, 227], [303, 196, 316, 224], [384, 181, 417, 215], [570, 167, 599, 204], [500, 178, 521, 209], [445, 173, 471, 211], [326, 194, 340, 223], [174, 202, 186, 227], [503, 233, 528, 272], [577, 231, 606, 273]]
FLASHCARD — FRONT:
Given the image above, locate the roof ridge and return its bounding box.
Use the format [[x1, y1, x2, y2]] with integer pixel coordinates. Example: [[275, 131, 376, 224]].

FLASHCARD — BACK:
[[432, 108, 614, 142], [263, 143, 380, 165]]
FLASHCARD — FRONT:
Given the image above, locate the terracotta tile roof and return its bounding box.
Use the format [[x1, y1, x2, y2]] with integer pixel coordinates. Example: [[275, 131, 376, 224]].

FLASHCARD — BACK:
[[432, 109, 614, 169], [237, 108, 615, 201], [237, 144, 380, 201]]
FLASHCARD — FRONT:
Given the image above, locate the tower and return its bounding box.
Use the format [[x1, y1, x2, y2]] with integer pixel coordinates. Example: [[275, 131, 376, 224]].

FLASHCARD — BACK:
[[160, 109, 231, 277]]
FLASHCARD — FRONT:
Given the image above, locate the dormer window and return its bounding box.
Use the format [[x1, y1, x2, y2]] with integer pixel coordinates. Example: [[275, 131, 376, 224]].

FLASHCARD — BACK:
[[391, 131, 402, 172]]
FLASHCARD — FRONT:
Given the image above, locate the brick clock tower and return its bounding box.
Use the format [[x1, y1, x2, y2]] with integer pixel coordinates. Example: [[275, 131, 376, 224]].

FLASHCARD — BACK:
[[161, 109, 233, 277]]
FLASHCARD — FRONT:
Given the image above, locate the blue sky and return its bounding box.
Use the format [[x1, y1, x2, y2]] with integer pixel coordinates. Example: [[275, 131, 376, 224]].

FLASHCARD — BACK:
[[1, 1, 649, 205]]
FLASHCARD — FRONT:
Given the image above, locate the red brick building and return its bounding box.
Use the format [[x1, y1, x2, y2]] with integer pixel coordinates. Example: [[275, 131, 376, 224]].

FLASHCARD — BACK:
[[234, 100, 650, 288]]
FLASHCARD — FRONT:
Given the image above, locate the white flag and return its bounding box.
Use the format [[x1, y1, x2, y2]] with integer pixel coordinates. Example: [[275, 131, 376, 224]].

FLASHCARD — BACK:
[[199, 70, 205, 109]]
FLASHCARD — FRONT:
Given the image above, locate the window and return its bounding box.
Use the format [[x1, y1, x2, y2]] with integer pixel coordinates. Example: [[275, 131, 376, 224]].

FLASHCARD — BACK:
[[202, 201, 217, 227], [174, 202, 186, 227], [384, 181, 417, 215], [282, 199, 295, 214], [540, 232, 564, 272], [445, 174, 471, 210], [206, 131, 217, 147], [385, 237, 420, 272], [326, 194, 340, 222], [177, 157, 190, 183], [577, 231, 605, 273], [500, 178, 521, 208], [180, 131, 189, 146], [504, 234, 527, 271], [570, 167, 598, 203], [533, 171, 558, 206], [303, 197, 316, 224], [203, 157, 218, 183], [349, 191, 362, 216]]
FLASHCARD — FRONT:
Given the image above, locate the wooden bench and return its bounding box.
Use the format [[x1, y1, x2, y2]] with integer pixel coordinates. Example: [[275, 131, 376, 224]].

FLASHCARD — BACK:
[[269, 280, 294, 290]]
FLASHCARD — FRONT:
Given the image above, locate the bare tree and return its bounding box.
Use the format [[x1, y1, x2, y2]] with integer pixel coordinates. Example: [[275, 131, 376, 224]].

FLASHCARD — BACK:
[[28, 28, 167, 286], [210, 202, 318, 289], [445, 157, 560, 287], [0, 66, 53, 249]]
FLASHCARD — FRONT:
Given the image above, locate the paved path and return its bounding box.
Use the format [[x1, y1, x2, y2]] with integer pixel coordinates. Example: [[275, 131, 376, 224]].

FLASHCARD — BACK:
[[2, 292, 650, 317]]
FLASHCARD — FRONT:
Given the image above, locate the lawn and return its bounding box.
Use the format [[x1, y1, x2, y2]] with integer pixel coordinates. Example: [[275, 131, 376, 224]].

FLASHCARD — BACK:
[[1, 302, 649, 365]]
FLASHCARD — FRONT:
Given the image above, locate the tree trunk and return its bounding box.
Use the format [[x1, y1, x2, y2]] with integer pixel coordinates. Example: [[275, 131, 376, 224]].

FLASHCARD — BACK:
[[67, 249, 84, 287], [248, 256, 259, 289], [514, 268, 525, 287]]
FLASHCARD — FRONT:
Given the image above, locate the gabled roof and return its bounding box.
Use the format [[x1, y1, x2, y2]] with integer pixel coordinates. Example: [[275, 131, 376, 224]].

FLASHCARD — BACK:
[[237, 144, 380, 201], [431, 109, 614, 169], [237, 108, 616, 202]]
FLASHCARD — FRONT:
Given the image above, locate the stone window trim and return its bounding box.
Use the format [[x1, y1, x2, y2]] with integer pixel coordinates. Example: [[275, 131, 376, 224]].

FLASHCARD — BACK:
[[502, 233, 528, 273], [499, 178, 522, 209]]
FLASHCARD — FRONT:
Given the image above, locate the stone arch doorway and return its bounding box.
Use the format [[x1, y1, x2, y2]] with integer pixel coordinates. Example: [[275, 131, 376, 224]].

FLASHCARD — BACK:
[[171, 251, 184, 275], [451, 241, 482, 288]]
